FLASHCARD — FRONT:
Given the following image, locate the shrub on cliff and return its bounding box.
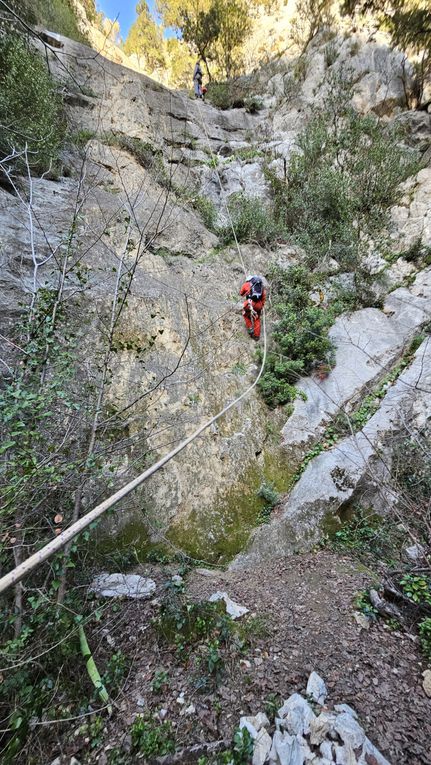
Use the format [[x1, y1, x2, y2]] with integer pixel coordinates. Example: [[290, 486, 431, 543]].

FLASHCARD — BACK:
[[266, 69, 420, 270], [0, 34, 65, 175], [218, 193, 287, 246], [259, 265, 335, 407]]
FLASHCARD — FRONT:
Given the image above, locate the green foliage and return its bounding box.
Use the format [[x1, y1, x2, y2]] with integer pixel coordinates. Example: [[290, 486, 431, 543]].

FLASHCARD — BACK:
[[218, 193, 286, 247], [256, 481, 280, 523], [5, 0, 89, 42], [102, 651, 127, 693], [259, 265, 334, 408], [400, 575, 431, 607], [203, 638, 224, 679], [419, 618, 431, 664], [232, 727, 254, 764], [244, 95, 264, 113], [235, 147, 263, 162], [70, 128, 96, 147], [0, 592, 92, 762], [151, 668, 169, 693], [264, 692, 283, 721], [123, 1, 166, 71], [289, 0, 334, 53], [130, 714, 175, 757], [192, 194, 217, 230], [393, 431, 431, 505], [179, 4, 220, 78], [267, 69, 420, 270], [331, 509, 395, 558], [206, 80, 265, 110], [163, 0, 253, 79], [104, 132, 164, 173], [324, 40, 339, 67], [206, 80, 237, 109], [232, 361, 247, 375], [0, 34, 65, 174], [211, 0, 253, 79], [354, 590, 378, 619], [156, 591, 235, 659]]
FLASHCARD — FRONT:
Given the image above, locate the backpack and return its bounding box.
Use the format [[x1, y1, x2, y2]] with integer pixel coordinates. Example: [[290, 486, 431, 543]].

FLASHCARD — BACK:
[[248, 276, 263, 302]]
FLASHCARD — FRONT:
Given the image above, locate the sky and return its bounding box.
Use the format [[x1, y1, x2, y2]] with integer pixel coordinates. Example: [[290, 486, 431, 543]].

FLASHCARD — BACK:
[[98, 0, 155, 38], [98, 0, 176, 40]]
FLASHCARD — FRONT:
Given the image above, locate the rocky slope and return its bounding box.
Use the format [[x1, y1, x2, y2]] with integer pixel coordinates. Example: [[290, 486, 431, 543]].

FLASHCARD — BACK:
[[1, 24, 430, 567]]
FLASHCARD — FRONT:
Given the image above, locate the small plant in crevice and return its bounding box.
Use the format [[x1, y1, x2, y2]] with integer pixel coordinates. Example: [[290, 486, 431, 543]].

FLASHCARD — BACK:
[[155, 591, 235, 661], [264, 692, 283, 721], [151, 669, 169, 694], [102, 650, 127, 694], [256, 481, 280, 523]]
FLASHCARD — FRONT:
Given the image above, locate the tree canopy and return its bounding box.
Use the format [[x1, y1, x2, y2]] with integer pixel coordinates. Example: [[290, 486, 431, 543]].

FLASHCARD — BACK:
[[124, 0, 166, 71]]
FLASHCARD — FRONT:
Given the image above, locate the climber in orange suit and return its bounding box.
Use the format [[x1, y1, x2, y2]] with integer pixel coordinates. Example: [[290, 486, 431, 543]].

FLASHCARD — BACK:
[[240, 275, 267, 340]]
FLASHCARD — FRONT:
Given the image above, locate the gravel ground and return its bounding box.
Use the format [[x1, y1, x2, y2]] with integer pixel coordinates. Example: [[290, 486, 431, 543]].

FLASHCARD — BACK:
[[55, 551, 431, 764]]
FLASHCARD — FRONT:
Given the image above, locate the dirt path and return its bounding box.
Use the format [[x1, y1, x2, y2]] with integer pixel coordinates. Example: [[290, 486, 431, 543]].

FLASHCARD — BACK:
[[69, 551, 430, 765], [186, 551, 431, 764]]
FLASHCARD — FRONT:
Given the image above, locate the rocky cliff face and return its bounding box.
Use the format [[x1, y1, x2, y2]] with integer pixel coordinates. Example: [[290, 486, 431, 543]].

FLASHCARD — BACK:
[[1, 25, 430, 565]]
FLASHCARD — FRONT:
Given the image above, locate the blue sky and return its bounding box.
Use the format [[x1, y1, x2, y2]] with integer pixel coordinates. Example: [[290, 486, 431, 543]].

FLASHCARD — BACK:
[[98, 0, 157, 38], [98, 1, 177, 40]]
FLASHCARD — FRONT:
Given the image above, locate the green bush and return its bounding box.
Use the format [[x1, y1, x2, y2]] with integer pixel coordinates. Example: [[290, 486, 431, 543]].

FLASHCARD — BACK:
[[244, 95, 264, 113], [0, 34, 65, 175], [267, 69, 420, 270], [206, 80, 243, 109], [192, 194, 217, 230], [5, 0, 90, 41], [218, 193, 286, 246], [419, 618, 431, 663], [259, 265, 334, 407]]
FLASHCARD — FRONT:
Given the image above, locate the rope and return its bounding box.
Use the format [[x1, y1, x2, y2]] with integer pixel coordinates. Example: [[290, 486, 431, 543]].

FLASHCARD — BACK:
[[0, 91, 269, 595], [193, 95, 248, 277], [0, 314, 267, 594]]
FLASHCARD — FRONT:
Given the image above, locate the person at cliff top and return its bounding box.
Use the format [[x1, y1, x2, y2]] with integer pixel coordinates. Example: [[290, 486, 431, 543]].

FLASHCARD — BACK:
[[240, 275, 267, 340], [193, 60, 203, 99]]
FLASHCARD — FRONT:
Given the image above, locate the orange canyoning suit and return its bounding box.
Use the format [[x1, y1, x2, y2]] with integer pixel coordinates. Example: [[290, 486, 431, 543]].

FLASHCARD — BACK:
[[240, 278, 267, 340]]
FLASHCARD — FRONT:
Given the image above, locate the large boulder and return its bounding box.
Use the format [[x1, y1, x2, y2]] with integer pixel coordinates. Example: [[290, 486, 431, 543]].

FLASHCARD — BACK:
[[281, 267, 431, 460], [232, 336, 431, 568]]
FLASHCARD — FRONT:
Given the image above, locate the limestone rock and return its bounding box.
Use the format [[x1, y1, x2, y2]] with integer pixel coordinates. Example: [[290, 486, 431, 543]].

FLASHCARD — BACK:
[[422, 669, 431, 698], [232, 335, 431, 568], [278, 694, 315, 736], [306, 671, 327, 705], [319, 740, 334, 760], [404, 543, 426, 562], [353, 611, 371, 630], [309, 713, 336, 746], [358, 738, 391, 765], [89, 573, 156, 599], [334, 704, 358, 720], [253, 728, 272, 765], [334, 712, 366, 749], [240, 712, 270, 738], [269, 730, 304, 765], [334, 742, 357, 765], [208, 591, 249, 619]]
